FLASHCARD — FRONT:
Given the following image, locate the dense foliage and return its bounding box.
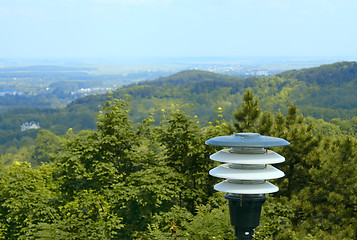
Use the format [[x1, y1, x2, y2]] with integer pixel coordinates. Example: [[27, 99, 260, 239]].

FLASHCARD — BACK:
[[1, 62, 357, 155], [0, 62, 356, 239], [0, 88, 356, 239]]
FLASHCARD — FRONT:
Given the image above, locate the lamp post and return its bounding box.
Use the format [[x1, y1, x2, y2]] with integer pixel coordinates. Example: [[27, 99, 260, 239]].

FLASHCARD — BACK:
[[206, 133, 290, 240]]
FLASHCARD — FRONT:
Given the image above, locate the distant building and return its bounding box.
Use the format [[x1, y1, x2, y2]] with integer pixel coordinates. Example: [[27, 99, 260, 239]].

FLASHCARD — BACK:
[[21, 122, 40, 132], [0, 90, 24, 96]]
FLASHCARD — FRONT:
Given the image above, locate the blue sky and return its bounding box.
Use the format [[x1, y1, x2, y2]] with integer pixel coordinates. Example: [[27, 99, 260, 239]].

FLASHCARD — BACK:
[[0, 0, 356, 59]]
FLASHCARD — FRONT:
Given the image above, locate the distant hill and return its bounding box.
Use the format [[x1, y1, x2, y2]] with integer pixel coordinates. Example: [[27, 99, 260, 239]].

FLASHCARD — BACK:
[[1, 62, 356, 141], [70, 70, 252, 124], [276, 61, 357, 119], [133, 70, 244, 87], [278, 61, 357, 86], [112, 61, 357, 122]]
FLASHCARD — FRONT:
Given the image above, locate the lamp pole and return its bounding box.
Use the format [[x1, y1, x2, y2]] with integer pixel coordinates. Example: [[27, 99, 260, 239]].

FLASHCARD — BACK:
[[206, 133, 290, 240]]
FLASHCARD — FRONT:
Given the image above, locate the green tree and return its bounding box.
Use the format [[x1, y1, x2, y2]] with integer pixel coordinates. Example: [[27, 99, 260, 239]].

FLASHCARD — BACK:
[[32, 129, 64, 165], [55, 94, 139, 195], [233, 88, 262, 133], [147, 194, 235, 240], [161, 110, 219, 213], [54, 96, 190, 238], [0, 162, 56, 239], [272, 104, 321, 198], [22, 189, 123, 240], [110, 165, 180, 238], [293, 136, 357, 239], [258, 111, 275, 135], [53, 95, 140, 238]]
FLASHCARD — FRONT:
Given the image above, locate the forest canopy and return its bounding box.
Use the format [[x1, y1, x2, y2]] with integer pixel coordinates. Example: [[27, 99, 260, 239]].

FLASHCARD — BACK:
[[0, 88, 356, 239], [0, 62, 356, 239]]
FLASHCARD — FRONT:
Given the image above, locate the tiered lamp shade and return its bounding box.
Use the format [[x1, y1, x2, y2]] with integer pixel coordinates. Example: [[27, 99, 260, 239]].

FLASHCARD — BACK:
[[206, 133, 290, 195]]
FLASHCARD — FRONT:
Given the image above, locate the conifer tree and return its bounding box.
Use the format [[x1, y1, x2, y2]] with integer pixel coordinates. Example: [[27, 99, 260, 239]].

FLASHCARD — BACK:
[[233, 88, 261, 133], [295, 136, 357, 239], [258, 111, 275, 135], [273, 104, 320, 198]]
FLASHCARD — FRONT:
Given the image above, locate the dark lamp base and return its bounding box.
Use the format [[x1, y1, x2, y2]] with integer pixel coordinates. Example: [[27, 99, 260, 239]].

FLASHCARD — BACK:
[[225, 194, 267, 240]]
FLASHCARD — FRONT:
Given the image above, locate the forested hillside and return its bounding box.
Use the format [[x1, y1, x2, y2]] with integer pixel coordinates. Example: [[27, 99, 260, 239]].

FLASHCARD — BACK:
[[0, 89, 356, 239], [66, 61, 357, 126], [277, 61, 357, 119], [1, 61, 357, 153]]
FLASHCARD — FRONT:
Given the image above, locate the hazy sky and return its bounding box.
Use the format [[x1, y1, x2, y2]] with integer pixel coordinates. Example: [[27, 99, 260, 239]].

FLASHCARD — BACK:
[[1, 0, 356, 59]]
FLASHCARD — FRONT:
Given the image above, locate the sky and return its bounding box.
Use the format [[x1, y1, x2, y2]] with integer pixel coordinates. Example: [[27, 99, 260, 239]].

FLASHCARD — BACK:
[[0, 0, 356, 59]]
